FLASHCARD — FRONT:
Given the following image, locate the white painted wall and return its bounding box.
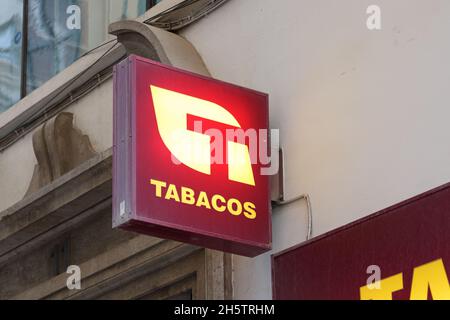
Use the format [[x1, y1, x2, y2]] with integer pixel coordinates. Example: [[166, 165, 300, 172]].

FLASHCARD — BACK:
[[180, 0, 450, 299]]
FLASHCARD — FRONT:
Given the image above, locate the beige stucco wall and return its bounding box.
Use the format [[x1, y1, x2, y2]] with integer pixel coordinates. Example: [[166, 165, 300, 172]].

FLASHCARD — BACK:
[[64, 79, 114, 153], [0, 132, 36, 212], [0, 80, 113, 213], [180, 0, 450, 299]]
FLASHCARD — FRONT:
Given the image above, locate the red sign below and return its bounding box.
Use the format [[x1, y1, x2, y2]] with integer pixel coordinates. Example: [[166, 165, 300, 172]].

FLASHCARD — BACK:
[[272, 183, 450, 300]]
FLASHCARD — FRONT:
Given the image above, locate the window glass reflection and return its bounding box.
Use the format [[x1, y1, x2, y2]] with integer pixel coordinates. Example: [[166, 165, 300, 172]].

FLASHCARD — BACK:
[[0, 0, 23, 112], [26, 0, 147, 95], [0, 0, 149, 112], [27, 0, 81, 93]]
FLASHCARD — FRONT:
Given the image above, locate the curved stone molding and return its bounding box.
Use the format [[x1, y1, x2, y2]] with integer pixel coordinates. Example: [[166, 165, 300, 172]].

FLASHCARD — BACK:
[[109, 20, 210, 76], [25, 112, 97, 196]]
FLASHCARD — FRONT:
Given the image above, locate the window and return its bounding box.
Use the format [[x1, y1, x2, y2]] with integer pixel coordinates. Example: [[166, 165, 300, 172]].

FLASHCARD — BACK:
[[0, 0, 159, 113], [0, 0, 23, 112]]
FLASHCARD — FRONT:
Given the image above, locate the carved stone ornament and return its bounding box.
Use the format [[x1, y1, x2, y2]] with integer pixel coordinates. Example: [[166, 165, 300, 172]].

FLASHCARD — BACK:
[[25, 112, 97, 196]]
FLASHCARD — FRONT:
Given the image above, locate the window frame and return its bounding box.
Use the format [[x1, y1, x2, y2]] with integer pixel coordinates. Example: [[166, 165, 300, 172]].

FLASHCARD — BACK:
[[20, 0, 28, 99]]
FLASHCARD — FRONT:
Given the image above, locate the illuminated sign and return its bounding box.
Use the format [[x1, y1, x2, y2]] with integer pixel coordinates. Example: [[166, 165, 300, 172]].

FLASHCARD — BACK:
[[113, 55, 272, 257], [151, 85, 255, 186], [272, 183, 450, 300]]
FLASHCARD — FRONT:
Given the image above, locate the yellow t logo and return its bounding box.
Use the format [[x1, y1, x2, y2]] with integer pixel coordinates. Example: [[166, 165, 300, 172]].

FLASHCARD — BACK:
[[151, 85, 255, 186]]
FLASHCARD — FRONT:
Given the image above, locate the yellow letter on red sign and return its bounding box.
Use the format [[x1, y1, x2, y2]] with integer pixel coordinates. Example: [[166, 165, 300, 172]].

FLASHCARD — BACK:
[[410, 259, 450, 300], [360, 274, 403, 300]]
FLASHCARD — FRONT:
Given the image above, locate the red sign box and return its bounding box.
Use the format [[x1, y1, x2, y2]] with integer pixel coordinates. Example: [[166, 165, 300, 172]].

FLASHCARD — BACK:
[[113, 55, 271, 257], [272, 183, 450, 299]]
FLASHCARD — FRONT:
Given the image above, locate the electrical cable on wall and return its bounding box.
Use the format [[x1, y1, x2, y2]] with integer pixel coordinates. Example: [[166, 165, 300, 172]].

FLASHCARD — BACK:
[[270, 148, 313, 241], [273, 194, 313, 241], [144, 0, 229, 30]]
